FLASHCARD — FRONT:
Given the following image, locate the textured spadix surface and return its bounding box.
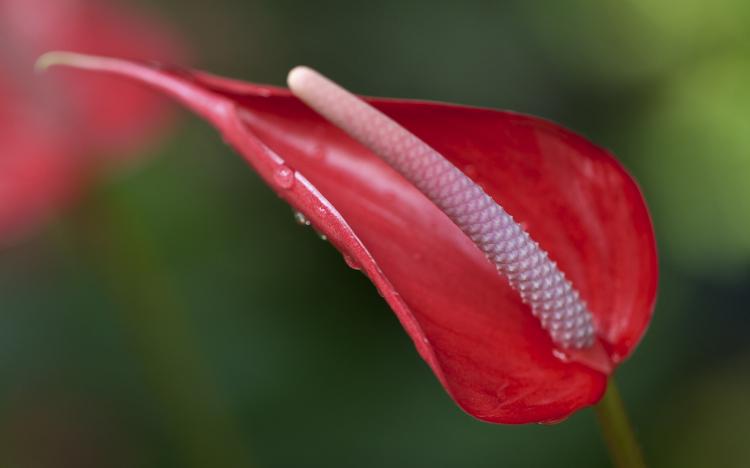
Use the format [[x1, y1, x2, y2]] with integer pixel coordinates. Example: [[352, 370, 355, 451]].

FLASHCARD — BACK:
[[41, 53, 658, 423], [288, 66, 597, 351]]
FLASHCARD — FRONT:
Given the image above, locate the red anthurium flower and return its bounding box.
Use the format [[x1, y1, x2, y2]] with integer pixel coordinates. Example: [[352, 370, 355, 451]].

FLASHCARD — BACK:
[[40, 52, 658, 424], [0, 0, 184, 241]]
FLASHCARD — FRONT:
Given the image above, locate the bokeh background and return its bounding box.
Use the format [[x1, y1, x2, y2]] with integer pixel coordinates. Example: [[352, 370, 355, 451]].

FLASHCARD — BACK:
[[3, 0, 750, 467]]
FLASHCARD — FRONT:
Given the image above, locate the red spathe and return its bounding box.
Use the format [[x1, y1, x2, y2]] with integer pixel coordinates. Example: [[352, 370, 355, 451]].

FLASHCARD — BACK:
[[44, 56, 658, 423]]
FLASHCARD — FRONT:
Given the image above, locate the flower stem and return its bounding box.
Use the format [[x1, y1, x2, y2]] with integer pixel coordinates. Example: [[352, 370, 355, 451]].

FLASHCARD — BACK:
[[594, 378, 646, 468]]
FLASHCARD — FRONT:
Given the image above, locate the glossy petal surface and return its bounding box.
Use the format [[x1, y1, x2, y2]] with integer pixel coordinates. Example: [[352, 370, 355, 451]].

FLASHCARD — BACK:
[[45, 55, 658, 423]]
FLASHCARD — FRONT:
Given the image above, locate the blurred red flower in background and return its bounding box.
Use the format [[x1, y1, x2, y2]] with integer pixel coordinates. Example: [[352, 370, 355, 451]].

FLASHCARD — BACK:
[[0, 0, 184, 241], [40, 54, 658, 424]]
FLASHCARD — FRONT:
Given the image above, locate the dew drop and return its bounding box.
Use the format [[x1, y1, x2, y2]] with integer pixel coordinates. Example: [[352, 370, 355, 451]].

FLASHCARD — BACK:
[[317, 232, 328, 241], [552, 349, 571, 363], [274, 165, 295, 189], [293, 211, 310, 226], [343, 254, 361, 270]]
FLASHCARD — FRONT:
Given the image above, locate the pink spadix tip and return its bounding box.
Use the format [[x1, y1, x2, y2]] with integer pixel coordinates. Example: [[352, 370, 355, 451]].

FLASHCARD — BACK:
[[288, 66, 598, 352]]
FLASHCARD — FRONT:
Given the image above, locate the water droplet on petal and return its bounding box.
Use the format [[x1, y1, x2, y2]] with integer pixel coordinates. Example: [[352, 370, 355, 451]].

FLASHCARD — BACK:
[[317, 232, 328, 241], [274, 165, 295, 189], [552, 349, 570, 363], [343, 254, 360, 270], [293, 211, 310, 226]]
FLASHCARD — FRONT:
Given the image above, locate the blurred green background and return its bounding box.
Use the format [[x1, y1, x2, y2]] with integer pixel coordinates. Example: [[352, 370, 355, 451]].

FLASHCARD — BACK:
[[3, 0, 750, 467]]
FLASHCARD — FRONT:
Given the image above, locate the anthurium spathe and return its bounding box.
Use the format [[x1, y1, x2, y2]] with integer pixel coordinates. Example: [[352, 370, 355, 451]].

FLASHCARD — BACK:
[[39, 52, 658, 424], [0, 0, 184, 241]]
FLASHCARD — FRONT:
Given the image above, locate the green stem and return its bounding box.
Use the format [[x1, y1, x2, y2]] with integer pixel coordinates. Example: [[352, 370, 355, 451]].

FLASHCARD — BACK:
[[594, 378, 646, 468], [68, 185, 252, 468]]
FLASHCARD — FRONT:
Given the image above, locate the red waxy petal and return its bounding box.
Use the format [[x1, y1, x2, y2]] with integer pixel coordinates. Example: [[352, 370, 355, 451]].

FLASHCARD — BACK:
[[43, 55, 658, 423]]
